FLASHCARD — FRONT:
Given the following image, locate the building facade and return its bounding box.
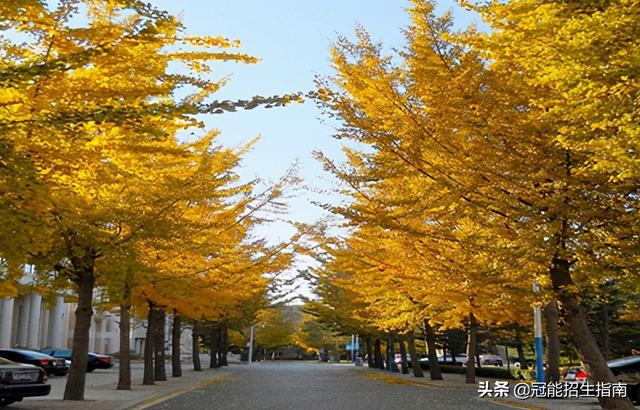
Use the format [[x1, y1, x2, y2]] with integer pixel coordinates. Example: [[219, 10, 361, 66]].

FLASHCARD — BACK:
[[0, 293, 119, 354], [0, 293, 193, 358]]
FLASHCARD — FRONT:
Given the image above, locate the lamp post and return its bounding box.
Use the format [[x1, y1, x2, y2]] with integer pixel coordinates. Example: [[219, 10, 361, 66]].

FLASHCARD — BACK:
[[248, 324, 254, 363], [533, 282, 544, 382]]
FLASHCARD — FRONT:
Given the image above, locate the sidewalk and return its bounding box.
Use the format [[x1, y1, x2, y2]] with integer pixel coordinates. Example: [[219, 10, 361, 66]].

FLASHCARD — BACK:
[[353, 365, 603, 410], [11, 358, 235, 410]]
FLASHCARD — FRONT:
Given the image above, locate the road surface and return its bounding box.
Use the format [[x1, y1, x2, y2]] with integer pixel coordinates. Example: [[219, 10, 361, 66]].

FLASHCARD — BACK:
[[148, 361, 508, 410]]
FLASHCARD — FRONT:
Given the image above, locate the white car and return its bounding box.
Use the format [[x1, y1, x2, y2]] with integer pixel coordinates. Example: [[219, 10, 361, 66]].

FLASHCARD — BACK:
[[478, 354, 504, 367]]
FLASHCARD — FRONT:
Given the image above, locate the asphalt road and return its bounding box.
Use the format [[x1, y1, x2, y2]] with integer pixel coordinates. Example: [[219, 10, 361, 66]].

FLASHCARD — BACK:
[[148, 361, 508, 410]]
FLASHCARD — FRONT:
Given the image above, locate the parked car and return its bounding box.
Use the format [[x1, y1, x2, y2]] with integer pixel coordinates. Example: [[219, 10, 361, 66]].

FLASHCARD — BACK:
[[394, 353, 411, 366], [563, 367, 589, 382], [419, 354, 468, 368], [0, 357, 51, 407], [0, 350, 68, 377], [40, 349, 114, 372], [562, 356, 640, 404], [479, 354, 504, 367], [608, 355, 640, 404]]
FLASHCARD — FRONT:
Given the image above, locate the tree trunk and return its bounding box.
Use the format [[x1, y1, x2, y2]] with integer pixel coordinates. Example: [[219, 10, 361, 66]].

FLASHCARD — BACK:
[[365, 336, 374, 368], [154, 308, 167, 381], [465, 313, 478, 384], [217, 329, 223, 365], [514, 326, 527, 369], [63, 265, 95, 400], [171, 311, 182, 377], [143, 301, 155, 385], [398, 337, 409, 374], [550, 257, 633, 409], [374, 338, 384, 369], [544, 298, 561, 382], [209, 327, 219, 368], [407, 332, 424, 377], [192, 323, 201, 371], [602, 302, 610, 361], [387, 337, 398, 372], [117, 283, 132, 390], [424, 320, 442, 380], [219, 328, 229, 366]]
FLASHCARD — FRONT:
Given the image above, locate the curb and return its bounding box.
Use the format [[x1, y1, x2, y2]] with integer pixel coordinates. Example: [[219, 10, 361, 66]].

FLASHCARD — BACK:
[[124, 376, 233, 410]]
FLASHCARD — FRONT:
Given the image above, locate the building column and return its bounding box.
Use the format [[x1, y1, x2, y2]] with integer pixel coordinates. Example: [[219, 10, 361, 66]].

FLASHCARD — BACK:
[[26, 293, 42, 349], [48, 296, 65, 347], [39, 307, 49, 348], [16, 295, 31, 348], [99, 317, 108, 353], [90, 315, 96, 352], [0, 298, 15, 347]]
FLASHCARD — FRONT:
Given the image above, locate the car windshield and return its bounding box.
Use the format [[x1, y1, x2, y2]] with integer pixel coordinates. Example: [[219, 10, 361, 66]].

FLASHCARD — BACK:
[[15, 350, 52, 359], [608, 356, 640, 367], [56, 351, 72, 358]]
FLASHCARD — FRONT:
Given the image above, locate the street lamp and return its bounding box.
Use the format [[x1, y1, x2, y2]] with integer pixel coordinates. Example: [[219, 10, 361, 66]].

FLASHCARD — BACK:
[[533, 282, 544, 382]]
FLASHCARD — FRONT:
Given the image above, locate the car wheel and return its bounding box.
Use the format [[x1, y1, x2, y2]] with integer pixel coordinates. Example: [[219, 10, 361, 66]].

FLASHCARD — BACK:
[[87, 367, 95, 373], [0, 398, 18, 407]]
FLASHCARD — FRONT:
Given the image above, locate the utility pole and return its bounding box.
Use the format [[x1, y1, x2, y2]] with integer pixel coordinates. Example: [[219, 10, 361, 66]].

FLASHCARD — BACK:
[[533, 282, 544, 382], [248, 324, 254, 363], [350, 335, 354, 362], [353, 335, 360, 366]]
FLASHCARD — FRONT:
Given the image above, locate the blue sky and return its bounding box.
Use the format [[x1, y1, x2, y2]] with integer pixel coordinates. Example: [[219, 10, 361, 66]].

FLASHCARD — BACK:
[[149, 0, 482, 297]]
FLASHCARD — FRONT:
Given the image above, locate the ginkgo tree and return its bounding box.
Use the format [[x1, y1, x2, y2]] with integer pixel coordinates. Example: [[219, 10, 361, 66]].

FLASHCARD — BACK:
[[315, 1, 638, 407], [0, 0, 301, 401]]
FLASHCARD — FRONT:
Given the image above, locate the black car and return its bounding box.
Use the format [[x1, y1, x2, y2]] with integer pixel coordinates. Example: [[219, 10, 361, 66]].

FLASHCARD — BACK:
[[40, 349, 114, 372], [563, 356, 640, 404], [0, 357, 51, 407], [0, 350, 68, 377], [608, 355, 640, 404]]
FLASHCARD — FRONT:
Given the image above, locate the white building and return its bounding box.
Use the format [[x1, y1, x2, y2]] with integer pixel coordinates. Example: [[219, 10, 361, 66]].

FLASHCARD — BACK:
[[0, 292, 120, 354], [1, 267, 193, 356], [0, 292, 192, 357]]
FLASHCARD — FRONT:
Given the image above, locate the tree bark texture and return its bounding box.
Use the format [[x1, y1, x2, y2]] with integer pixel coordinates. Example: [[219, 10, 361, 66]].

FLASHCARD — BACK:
[[465, 313, 478, 384], [117, 286, 132, 390], [601, 302, 610, 361], [398, 337, 409, 374], [209, 327, 219, 368], [544, 298, 561, 382], [172, 312, 182, 377], [406, 332, 424, 378], [365, 336, 374, 368], [63, 262, 95, 400], [374, 338, 384, 369], [424, 320, 442, 380], [219, 328, 229, 366], [514, 326, 527, 369], [550, 257, 633, 409], [387, 337, 398, 373], [192, 323, 201, 371], [154, 308, 167, 381], [143, 301, 155, 385]]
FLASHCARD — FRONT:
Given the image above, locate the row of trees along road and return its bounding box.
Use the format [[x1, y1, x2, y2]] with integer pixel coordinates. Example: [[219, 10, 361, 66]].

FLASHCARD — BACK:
[[0, 0, 305, 400], [307, 1, 639, 409]]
